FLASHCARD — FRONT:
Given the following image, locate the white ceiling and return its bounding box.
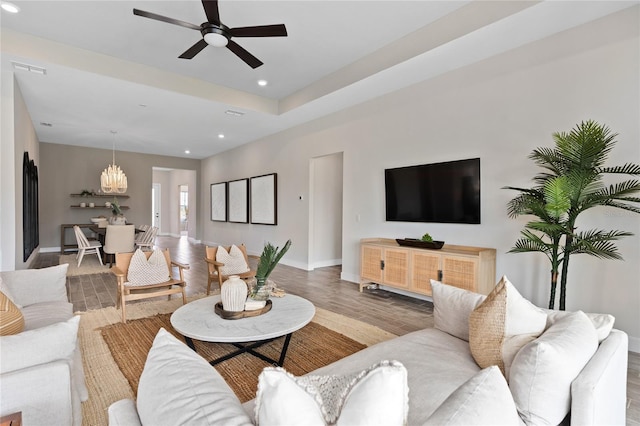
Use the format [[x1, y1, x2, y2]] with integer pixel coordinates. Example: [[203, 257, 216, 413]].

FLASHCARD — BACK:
[[1, 0, 636, 159]]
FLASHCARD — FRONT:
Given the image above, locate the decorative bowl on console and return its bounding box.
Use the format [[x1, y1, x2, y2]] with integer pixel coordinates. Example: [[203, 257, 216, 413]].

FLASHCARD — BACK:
[[396, 238, 445, 249]]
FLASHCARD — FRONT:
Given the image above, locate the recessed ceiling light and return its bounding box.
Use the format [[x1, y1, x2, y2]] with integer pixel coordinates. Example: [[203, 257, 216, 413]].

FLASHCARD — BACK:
[[218, 134, 225, 139], [225, 110, 244, 117], [184, 150, 190, 154], [1, 2, 20, 13], [257, 79, 268, 87]]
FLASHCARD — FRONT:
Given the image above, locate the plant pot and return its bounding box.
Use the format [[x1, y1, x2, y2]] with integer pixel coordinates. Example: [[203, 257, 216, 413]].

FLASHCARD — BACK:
[[109, 215, 127, 225]]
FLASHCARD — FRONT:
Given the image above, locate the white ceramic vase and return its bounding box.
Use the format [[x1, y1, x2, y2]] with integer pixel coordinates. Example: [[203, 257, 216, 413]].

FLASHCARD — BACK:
[[220, 275, 247, 312]]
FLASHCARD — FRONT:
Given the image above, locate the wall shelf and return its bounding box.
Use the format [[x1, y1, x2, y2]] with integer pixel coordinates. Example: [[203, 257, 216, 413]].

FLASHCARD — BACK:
[[70, 194, 129, 198], [70, 205, 129, 210]]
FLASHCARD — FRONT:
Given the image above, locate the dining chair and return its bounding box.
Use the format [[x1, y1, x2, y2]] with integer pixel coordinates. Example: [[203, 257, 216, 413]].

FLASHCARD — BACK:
[[103, 225, 135, 267], [134, 224, 151, 244], [73, 225, 103, 267], [135, 226, 158, 251]]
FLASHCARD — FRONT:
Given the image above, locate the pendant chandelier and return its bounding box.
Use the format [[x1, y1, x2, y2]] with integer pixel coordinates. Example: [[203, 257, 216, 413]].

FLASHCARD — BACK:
[[100, 130, 128, 194]]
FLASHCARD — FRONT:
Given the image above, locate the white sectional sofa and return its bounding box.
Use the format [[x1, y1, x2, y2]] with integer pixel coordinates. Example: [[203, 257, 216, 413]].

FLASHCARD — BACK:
[[108, 279, 628, 426], [0, 264, 88, 426]]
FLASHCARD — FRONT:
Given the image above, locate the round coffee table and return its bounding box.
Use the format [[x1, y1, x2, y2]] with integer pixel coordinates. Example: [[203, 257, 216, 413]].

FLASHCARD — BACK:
[[170, 294, 315, 367]]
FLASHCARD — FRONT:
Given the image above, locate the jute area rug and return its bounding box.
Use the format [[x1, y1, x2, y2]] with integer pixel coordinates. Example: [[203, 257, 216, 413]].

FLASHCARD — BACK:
[[78, 296, 397, 425], [60, 254, 111, 276]]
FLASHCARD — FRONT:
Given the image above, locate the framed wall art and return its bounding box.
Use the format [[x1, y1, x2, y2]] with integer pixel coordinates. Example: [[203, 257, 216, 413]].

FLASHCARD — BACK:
[[210, 182, 227, 222], [250, 173, 277, 225], [228, 178, 249, 223]]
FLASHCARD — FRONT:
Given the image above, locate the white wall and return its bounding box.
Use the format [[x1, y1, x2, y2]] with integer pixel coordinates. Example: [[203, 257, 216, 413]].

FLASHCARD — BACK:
[[0, 74, 40, 270], [200, 9, 640, 349]]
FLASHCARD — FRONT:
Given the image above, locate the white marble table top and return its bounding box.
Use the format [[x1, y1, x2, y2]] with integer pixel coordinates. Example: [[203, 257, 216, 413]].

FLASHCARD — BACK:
[[170, 294, 316, 343]]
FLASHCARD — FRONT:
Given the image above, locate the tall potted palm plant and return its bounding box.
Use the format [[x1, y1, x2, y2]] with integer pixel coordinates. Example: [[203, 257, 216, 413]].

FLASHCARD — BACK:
[[505, 120, 640, 310]]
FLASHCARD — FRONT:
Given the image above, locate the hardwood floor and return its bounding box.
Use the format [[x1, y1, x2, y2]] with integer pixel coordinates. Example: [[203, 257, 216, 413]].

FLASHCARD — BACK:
[[34, 235, 639, 425]]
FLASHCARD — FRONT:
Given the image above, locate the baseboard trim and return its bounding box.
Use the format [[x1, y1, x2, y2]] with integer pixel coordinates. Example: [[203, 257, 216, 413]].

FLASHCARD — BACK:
[[40, 246, 61, 253]]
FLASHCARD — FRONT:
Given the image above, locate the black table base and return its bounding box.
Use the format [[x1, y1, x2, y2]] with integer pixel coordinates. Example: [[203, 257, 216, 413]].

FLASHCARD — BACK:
[[183, 333, 293, 367]]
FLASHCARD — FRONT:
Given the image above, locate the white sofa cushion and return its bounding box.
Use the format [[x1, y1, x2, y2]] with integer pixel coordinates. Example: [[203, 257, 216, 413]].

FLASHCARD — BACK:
[[136, 328, 253, 426], [0, 315, 79, 374], [509, 310, 598, 425], [255, 360, 408, 426], [21, 300, 73, 331], [424, 366, 523, 425], [431, 280, 486, 341], [545, 309, 614, 343], [0, 264, 68, 306], [468, 276, 547, 376]]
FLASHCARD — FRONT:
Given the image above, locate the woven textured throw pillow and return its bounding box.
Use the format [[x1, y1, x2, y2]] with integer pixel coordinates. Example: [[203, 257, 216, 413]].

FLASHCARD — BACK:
[[127, 249, 170, 286], [468, 276, 547, 377], [0, 290, 25, 336], [216, 245, 250, 276]]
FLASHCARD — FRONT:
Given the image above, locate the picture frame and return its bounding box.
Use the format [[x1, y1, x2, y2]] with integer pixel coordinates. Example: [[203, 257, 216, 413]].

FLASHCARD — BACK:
[[250, 173, 277, 225], [228, 178, 249, 223], [210, 182, 227, 222]]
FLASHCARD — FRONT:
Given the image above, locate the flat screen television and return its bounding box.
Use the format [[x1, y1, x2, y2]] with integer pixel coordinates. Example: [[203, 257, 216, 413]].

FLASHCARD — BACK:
[[385, 158, 480, 224]]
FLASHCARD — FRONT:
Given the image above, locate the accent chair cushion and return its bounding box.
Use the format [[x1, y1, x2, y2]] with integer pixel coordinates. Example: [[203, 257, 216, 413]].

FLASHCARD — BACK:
[[136, 328, 253, 426], [424, 366, 522, 425], [468, 276, 547, 377], [255, 360, 409, 426], [0, 290, 25, 336], [216, 244, 250, 276], [431, 280, 486, 341], [509, 310, 598, 425], [126, 249, 169, 286]]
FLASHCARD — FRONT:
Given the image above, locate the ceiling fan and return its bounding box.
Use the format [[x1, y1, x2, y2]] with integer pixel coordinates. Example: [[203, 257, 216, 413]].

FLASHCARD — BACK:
[[133, 0, 287, 69]]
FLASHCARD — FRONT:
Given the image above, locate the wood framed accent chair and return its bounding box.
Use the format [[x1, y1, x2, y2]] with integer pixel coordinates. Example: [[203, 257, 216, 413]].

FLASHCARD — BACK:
[[111, 249, 189, 323], [204, 244, 256, 295], [103, 224, 135, 267], [73, 225, 103, 267]]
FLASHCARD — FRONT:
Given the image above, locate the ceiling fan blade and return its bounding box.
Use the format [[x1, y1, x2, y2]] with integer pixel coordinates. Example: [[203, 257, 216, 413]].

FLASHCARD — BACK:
[[230, 24, 287, 38], [133, 9, 201, 31], [201, 0, 220, 25], [179, 39, 209, 59], [226, 40, 263, 69]]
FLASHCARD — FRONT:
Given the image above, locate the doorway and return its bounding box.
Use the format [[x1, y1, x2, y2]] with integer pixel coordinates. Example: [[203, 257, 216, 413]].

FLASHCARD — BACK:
[[179, 184, 188, 236], [309, 152, 344, 269], [152, 183, 161, 230]]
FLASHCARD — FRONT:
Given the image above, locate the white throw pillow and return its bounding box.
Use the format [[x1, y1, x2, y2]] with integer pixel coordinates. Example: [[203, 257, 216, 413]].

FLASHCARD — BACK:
[[468, 276, 547, 377], [255, 360, 408, 426], [0, 276, 20, 308], [424, 366, 522, 425], [126, 249, 169, 286], [544, 309, 614, 343], [509, 310, 598, 425], [0, 264, 68, 307], [0, 315, 79, 374], [137, 328, 253, 426], [431, 280, 486, 341], [216, 244, 250, 276]]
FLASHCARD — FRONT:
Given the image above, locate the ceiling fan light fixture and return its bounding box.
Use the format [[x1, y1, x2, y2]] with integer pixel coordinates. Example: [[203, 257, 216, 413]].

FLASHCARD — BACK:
[[204, 32, 228, 47]]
